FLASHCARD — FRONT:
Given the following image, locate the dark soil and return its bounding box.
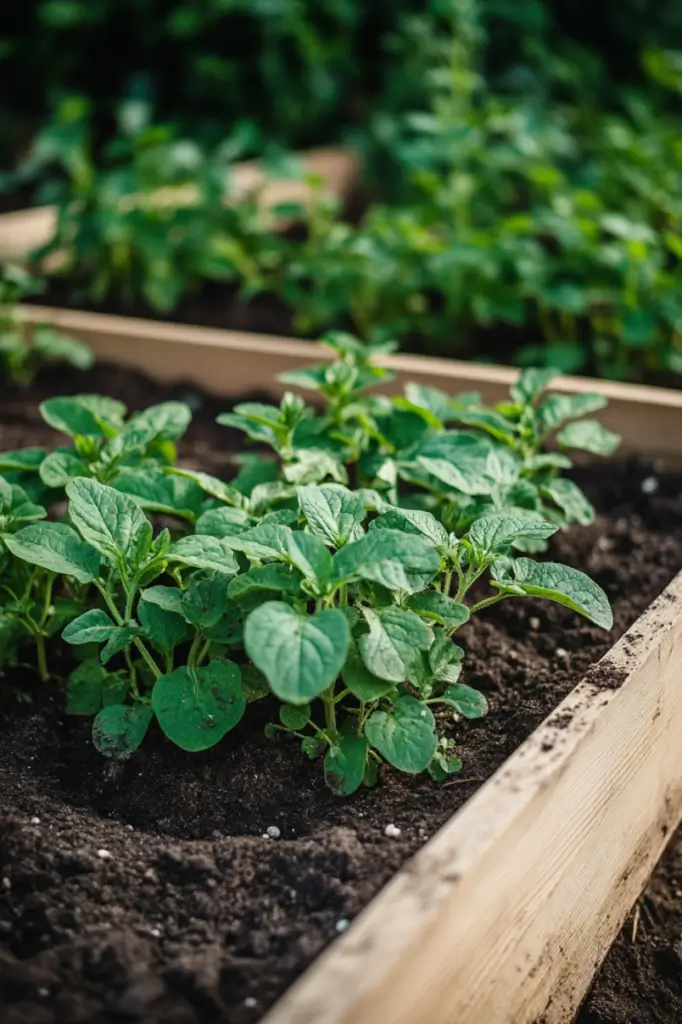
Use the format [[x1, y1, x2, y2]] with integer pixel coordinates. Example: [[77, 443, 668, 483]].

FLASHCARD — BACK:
[[1, 361, 682, 1023]]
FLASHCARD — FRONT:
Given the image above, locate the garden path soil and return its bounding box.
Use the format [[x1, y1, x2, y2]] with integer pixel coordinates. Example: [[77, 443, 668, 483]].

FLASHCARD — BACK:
[[1, 362, 682, 1023]]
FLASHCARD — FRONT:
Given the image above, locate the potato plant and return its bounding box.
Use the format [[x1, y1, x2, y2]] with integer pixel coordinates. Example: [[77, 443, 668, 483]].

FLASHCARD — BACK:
[[0, 344, 618, 794]]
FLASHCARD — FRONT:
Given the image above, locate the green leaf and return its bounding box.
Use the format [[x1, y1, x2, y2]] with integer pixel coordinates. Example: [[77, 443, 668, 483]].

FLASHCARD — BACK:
[[196, 506, 252, 537], [101, 623, 139, 665], [285, 531, 332, 586], [365, 695, 437, 773], [40, 395, 126, 438], [448, 406, 516, 443], [140, 585, 184, 615], [228, 563, 302, 600], [168, 535, 239, 574], [113, 469, 203, 521], [332, 529, 440, 593], [67, 478, 151, 563], [180, 571, 230, 628], [414, 455, 494, 496], [407, 591, 470, 629], [492, 558, 613, 629], [556, 420, 621, 456], [297, 484, 366, 547], [510, 368, 556, 405], [370, 506, 448, 546], [324, 735, 369, 796], [279, 703, 311, 730], [468, 513, 558, 557], [138, 601, 188, 655], [0, 448, 46, 473], [428, 740, 463, 781], [220, 524, 293, 561], [403, 382, 453, 424], [126, 401, 192, 442], [152, 661, 245, 751], [543, 478, 595, 526], [537, 393, 607, 437], [342, 643, 396, 701], [428, 629, 464, 675], [358, 607, 433, 683], [4, 522, 99, 583], [63, 609, 116, 645], [92, 704, 153, 758], [244, 601, 350, 704], [39, 450, 87, 488], [241, 665, 270, 702], [66, 659, 109, 715], [168, 467, 243, 507], [437, 683, 488, 719]]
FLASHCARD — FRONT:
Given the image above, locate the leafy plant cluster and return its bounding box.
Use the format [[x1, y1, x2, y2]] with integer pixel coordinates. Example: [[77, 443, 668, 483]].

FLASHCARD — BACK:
[[0, 262, 92, 385], [0, 338, 617, 794]]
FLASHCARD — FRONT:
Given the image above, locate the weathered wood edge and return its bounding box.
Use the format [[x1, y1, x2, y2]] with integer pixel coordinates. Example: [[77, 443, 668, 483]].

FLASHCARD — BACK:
[[20, 304, 682, 460], [0, 146, 358, 259], [262, 571, 682, 1024]]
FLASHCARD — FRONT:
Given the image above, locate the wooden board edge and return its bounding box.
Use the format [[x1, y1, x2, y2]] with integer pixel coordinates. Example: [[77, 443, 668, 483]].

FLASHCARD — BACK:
[[0, 146, 358, 259], [20, 304, 682, 461], [262, 571, 682, 1024]]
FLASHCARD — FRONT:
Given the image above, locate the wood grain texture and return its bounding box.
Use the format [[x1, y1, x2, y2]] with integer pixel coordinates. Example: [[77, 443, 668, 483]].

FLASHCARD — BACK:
[[262, 573, 682, 1024], [0, 146, 357, 259], [19, 305, 682, 460]]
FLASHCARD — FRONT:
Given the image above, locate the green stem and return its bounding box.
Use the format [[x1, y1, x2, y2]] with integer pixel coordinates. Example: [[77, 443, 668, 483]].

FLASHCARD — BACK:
[[38, 573, 55, 631], [93, 579, 161, 681], [36, 634, 49, 683], [469, 593, 509, 614], [321, 684, 338, 742]]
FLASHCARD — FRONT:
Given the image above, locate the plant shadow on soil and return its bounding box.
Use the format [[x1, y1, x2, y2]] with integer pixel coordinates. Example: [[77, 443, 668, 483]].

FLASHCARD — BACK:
[[1, 362, 682, 1023]]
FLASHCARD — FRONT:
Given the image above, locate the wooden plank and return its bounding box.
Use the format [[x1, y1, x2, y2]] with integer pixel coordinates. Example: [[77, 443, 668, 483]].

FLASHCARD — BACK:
[[20, 305, 682, 461], [263, 571, 682, 1024], [0, 146, 358, 260]]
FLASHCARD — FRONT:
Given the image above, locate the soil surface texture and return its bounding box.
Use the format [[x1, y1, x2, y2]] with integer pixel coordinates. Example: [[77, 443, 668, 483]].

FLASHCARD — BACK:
[[1, 362, 682, 1023]]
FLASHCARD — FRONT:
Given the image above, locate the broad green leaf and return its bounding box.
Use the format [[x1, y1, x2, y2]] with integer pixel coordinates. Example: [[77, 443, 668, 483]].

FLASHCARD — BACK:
[[556, 419, 621, 456], [407, 592, 469, 629], [297, 484, 366, 547], [279, 703, 311, 730], [324, 735, 369, 796], [358, 607, 433, 682], [67, 478, 151, 563], [525, 452, 572, 472], [342, 643, 396, 701], [169, 467, 243, 507], [140, 585, 184, 615], [365, 695, 437, 773], [428, 629, 464, 675], [138, 601, 188, 655], [511, 368, 556, 405], [92, 703, 153, 758], [101, 623, 139, 665], [66, 659, 110, 715], [244, 601, 350, 703], [0, 448, 46, 473], [196, 506, 252, 538], [415, 456, 494, 496], [332, 529, 440, 593], [370, 506, 448, 546], [152, 661, 245, 751], [537, 393, 607, 437], [114, 469, 203, 521], [437, 683, 488, 719], [220, 523, 293, 561], [285, 531, 332, 586], [543, 478, 595, 525], [0, 476, 12, 512], [428, 740, 463, 781], [39, 450, 87, 488], [168, 535, 239, 574], [403, 382, 453, 424], [40, 395, 125, 438], [228, 563, 302, 600], [180, 571, 230, 628], [468, 513, 558, 556], [4, 522, 99, 583], [63, 609, 116, 645], [127, 401, 192, 442], [448, 406, 516, 443], [492, 558, 613, 629], [241, 665, 270, 702]]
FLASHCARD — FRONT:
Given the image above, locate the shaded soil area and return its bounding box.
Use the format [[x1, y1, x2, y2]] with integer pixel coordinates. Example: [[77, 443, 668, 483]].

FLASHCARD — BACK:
[[577, 830, 682, 1023], [1, 362, 682, 1023]]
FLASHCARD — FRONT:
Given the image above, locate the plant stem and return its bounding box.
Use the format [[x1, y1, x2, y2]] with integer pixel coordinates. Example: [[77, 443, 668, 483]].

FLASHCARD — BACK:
[[321, 684, 338, 741], [36, 634, 49, 683], [93, 579, 161, 681], [469, 593, 509, 614]]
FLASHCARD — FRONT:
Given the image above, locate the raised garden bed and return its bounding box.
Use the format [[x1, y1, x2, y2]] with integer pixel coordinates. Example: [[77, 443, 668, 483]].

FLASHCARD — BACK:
[[1, 345, 682, 1024]]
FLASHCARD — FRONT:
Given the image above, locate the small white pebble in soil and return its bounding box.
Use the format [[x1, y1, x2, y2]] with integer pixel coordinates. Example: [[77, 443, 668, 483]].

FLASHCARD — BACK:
[[261, 833, 270, 840], [30, 817, 40, 825], [97, 849, 112, 860], [335, 918, 349, 933], [244, 997, 258, 1009], [529, 617, 541, 631], [641, 476, 659, 494], [38, 988, 49, 998], [266, 825, 281, 839], [2, 878, 11, 890], [384, 823, 401, 838], [126, 824, 133, 831], [150, 928, 161, 938]]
